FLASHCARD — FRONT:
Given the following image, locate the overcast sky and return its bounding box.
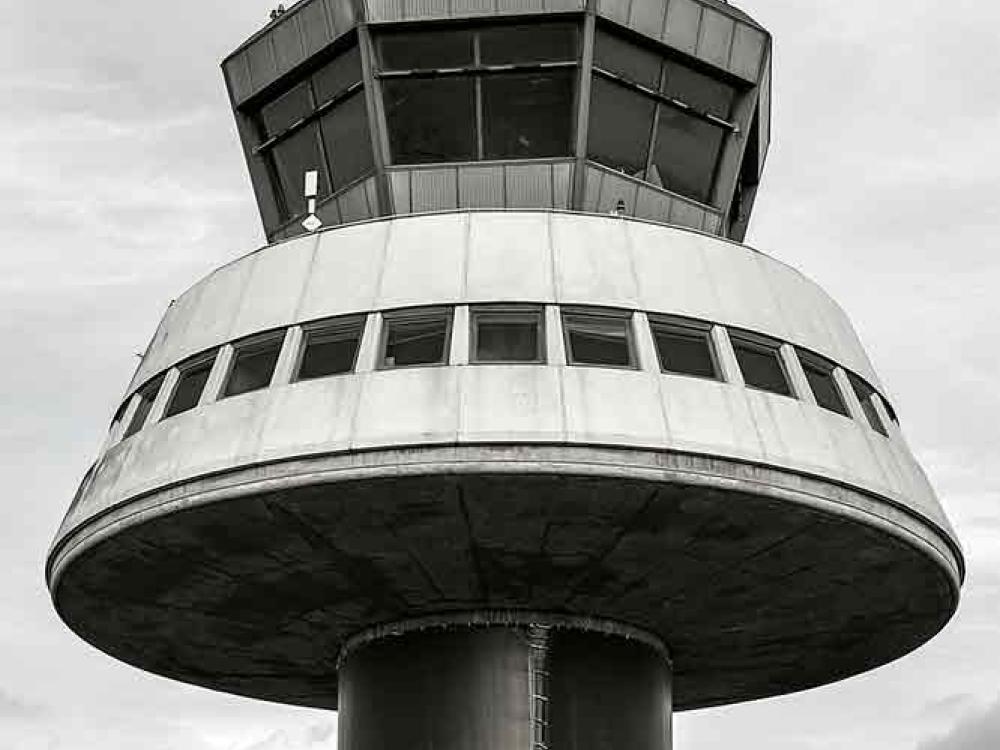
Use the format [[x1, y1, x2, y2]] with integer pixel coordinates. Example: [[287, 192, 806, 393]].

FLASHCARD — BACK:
[[2, 0, 998, 748]]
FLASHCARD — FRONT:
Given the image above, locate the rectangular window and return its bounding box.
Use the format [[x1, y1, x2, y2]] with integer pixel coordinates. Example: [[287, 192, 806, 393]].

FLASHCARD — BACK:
[[381, 308, 453, 368], [797, 350, 849, 417], [650, 318, 719, 379], [163, 351, 217, 419], [562, 309, 636, 368], [848, 373, 888, 436], [471, 306, 544, 364], [383, 77, 477, 164], [588, 77, 656, 176], [731, 333, 791, 396], [296, 317, 365, 380], [223, 335, 284, 398], [122, 375, 164, 439], [482, 70, 574, 159]]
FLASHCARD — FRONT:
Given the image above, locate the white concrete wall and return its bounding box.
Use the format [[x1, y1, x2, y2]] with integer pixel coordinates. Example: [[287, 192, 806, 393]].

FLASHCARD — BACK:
[[72, 211, 951, 540]]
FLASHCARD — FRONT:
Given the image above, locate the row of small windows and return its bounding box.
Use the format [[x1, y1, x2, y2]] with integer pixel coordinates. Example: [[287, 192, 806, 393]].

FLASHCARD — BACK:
[[113, 306, 895, 443], [250, 20, 745, 223]]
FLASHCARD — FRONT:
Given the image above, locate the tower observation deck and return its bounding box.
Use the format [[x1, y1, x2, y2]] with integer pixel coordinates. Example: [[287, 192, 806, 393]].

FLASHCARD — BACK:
[[48, 1, 962, 749]]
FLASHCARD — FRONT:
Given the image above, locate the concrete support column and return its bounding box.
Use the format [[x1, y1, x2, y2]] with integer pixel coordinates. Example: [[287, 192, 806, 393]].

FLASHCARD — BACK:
[[338, 614, 671, 750]]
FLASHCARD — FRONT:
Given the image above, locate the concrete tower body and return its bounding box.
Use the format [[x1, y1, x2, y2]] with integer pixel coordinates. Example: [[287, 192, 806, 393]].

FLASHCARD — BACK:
[[48, 2, 962, 749]]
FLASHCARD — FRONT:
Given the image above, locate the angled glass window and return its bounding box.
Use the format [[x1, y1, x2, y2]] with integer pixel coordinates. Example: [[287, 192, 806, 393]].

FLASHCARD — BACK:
[[650, 318, 719, 379], [482, 70, 574, 159], [848, 373, 888, 436], [593, 30, 662, 89], [223, 335, 283, 398], [562, 309, 636, 368], [259, 82, 313, 138], [381, 308, 453, 368], [271, 124, 330, 217], [319, 92, 373, 189], [479, 23, 578, 64], [312, 47, 363, 105], [379, 29, 474, 70], [163, 351, 217, 419], [797, 350, 849, 417], [471, 306, 544, 364], [588, 77, 656, 176], [731, 333, 791, 396], [123, 375, 164, 439], [660, 60, 735, 119], [651, 106, 726, 204], [296, 317, 365, 380], [383, 77, 477, 163]]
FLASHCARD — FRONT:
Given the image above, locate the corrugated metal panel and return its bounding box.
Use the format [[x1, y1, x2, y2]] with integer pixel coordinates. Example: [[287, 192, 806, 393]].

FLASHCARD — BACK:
[[411, 168, 459, 212], [389, 171, 411, 213], [582, 166, 603, 212], [596, 171, 639, 214], [668, 198, 706, 230], [223, 54, 253, 105], [364, 0, 401, 22], [662, 0, 701, 55], [629, 0, 667, 41], [339, 179, 375, 222], [544, 0, 585, 11], [696, 8, 734, 69], [598, 0, 631, 27], [404, 0, 450, 20], [728, 23, 765, 82], [450, 0, 495, 17], [701, 210, 722, 234], [327, 0, 357, 35], [553, 162, 572, 208], [299, 0, 334, 57], [246, 36, 277, 94], [365, 177, 380, 216], [505, 163, 553, 207], [459, 166, 505, 208], [272, 14, 306, 76], [496, 0, 547, 15], [634, 185, 672, 222]]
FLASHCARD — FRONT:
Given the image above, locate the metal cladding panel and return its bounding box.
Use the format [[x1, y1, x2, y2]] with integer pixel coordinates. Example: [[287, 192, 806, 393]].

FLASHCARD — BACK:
[[299, 0, 335, 56], [450, 0, 496, 17], [696, 8, 735, 69], [411, 168, 460, 212], [598, 0, 631, 26], [223, 55, 253, 105], [550, 213, 640, 307], [466, 213, 555, 301], [553, 162, 572, 208], [629, 0, 668, 41], [660, 377, 761, 460], [595, 170, 640, 215], [662, 0, 702, 55], [405, 0, 450, 20], [338, 630, 531, 750], [272, 13, 307, 76], [365, 0, 403, 22], [351, 368, 461, 448], [668, 199, 707, 230], [256, 376, 359, 457], [496, 0, 547, 15], [582, 165, 603, 212], [635, 185, 674, 224], [562, 368, 669, 446], [377, 214, 467, 307], [729, 22, 765, 81], [337, 178, 376, 223], [326, 0, 357, 35], [505, 163, 554, 208], [701, 211, 721, 234], [245, 36, 277, 93], [459, 366, 564, 442], [550, 632, 671, 750], [545, 0, 585, 10], [459, 165, 505, 208], [389, 170, 411, 213], [758, 51, 772, 174], [297, 221, 388, 320]]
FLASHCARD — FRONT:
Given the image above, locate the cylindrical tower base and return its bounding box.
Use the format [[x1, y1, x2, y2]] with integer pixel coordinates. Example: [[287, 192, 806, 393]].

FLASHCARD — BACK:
[[338, 613, 672, 750]]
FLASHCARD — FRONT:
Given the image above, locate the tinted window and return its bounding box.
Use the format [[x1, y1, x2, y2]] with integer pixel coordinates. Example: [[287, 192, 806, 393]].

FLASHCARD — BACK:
[[259, 82, 313, 138], [731, 335, 790, 396], [224, 337, 283, 398], [382, 309, 452, 368], [798, 351, 849, 416], [588, 78, 655, 176], [379, 30, 474, 70], [164, 354, 216, 419], [849, 373, 888, 436], [563, 311, 635, 367], [651, 320, 718, 379], [319, 92, 374, 189], [651, 107, 725, 203], [480, 24, 578, 64], [593, 30, 662, 89], [661, 60, 735, 119], [383, 78, 477, 163], [123, 376, 164, 438], [272, 124, 329, 216], [482, 71, 574, 159], [297, 319, 364, 380], [312, 47, 363, 104], [472, 307, 543, 363]]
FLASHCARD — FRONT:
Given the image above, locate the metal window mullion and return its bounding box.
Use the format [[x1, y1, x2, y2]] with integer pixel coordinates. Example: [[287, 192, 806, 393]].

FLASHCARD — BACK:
[[359, 24, 392, 214], [253, 82, 364, 155], [592, 68, 738, 131], [473, 32, 485, 161]]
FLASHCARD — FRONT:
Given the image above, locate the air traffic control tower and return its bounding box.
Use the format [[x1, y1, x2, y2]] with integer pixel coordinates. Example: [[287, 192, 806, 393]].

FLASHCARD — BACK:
[[48, 1, 963, 748]]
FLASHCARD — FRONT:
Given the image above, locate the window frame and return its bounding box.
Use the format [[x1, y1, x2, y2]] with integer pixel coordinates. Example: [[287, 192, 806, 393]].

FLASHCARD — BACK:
[[469, 304, 546, 365], [648, 316, 721, 381], [561, 307, 638, 370], [162, 349, 218, 420], [221, 332, 285, 399], [293, 315, 366, 382], [729, 330, 793, 397], [378, 306, 454, 370], [122, 375, 164, 439], [796, 349, 850, 417], [848, 372, 889, 437]]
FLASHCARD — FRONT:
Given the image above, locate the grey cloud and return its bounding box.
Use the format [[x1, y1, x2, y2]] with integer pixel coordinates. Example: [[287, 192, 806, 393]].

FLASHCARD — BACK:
[[918, 697, 1000, 750]]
